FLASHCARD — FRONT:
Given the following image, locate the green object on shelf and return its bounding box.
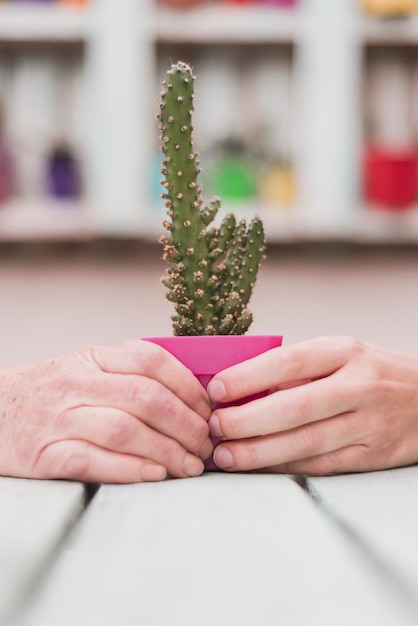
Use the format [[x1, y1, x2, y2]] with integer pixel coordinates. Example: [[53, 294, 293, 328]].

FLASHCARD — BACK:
[[211, 156, 257, 202], [157, 60, 265, 336]]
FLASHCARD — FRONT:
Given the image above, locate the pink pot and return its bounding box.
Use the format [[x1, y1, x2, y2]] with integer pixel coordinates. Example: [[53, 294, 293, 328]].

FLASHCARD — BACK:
[[143, 334, 283, 470]]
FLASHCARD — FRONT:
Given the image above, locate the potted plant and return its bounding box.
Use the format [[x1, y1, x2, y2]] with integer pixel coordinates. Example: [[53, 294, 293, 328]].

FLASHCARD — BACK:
[[144, 61, 282, 469], [363, 145, 418, 210]]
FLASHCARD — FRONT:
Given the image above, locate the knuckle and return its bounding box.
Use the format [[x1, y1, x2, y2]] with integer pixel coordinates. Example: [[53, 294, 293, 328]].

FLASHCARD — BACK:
[[106, 414, 135, 448], [337, 335, 366, 360], [183, 416, 210, 454], [355, 366, 391, 408], [222, 408, 242, 439], [136, 342, 167, 374], [310, 454, 337, 476], [64, 451, 90, 479], [292, 426, 321, 459], [129, 377, 157, 409], [234, 441, 259, 469], [286, 348, 306, 377]]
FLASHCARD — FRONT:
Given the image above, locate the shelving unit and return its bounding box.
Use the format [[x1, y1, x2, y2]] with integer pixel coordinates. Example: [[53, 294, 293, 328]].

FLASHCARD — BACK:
[[0, 3, 87, 42], [0, 0, 417, 243]]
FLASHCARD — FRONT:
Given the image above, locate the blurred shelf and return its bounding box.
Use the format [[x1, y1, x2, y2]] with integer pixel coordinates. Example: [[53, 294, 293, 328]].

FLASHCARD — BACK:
[[0, 4, 88, 43], [0, 199, 95, 241], [2, 200, 418, 244], [146, 201, 418, 244], [155, 5, 300, 45], [362, 13, 418, 45]]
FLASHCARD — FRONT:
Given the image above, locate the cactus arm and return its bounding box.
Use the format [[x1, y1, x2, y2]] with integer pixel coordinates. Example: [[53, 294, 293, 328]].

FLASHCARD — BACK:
[[232, 217, 265, 308]]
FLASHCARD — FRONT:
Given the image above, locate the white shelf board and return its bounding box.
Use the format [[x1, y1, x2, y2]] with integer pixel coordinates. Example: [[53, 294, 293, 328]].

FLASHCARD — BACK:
[[2, 199, 418, 244], [145, 201, 418, 244], [155, 5, 300, 45], [361, 14, 418, 45], [0, 198, 95, 241], [0, 4, 88, 43]]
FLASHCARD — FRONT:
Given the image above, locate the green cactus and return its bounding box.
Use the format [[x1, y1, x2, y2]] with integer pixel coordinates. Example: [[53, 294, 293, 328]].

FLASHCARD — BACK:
[[157, 60, 265, 336]]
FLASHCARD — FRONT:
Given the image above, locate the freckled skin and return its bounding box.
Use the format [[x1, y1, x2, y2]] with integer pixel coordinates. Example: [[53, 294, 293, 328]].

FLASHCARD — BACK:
[[0, 340, 212, 483]]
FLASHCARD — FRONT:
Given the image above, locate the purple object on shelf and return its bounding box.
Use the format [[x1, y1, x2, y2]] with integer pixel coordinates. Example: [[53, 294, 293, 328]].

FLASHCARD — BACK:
[[47, 145, 81, 200]]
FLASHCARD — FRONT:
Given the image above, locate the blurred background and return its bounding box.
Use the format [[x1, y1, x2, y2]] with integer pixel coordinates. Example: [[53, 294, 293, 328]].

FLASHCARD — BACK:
[[1, 0, 418, 364]]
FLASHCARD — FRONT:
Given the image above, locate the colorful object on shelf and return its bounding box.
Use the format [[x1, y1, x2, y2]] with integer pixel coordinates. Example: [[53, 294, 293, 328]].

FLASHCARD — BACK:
[[223, 0, 256, 5], [46, 143, 81, 200], [159, 0, 206, 9], [257, 0, 297, 7], [59, 0, 89, 5], [210, 156, 257, 202], [259, 160, 295, 206], [359, 0, 418, 16], [363, 146, 418, 210], [0, 143, 14, 205]]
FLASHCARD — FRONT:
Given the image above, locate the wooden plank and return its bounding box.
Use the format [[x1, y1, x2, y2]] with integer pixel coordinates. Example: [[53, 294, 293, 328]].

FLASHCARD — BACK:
[[0, 477, 85, 625], [18, 473, 418, 626], [307, 466, 418, 603]]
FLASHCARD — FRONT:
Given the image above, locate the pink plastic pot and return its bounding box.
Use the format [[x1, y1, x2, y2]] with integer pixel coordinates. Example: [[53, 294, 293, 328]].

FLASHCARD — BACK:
[[143, 334, 283, 470]]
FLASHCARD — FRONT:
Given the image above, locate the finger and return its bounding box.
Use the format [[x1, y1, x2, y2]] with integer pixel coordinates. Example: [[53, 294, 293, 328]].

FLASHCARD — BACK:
[[89, 341, 211, 419], [64, 406, 209, 478], [212, 411, 363, 472], [35, 439, 168, 484], [210, 375, 354, 441], [76, 372, 211, 458], [207, 336, 353, 403], [271, 444, 374, 476]]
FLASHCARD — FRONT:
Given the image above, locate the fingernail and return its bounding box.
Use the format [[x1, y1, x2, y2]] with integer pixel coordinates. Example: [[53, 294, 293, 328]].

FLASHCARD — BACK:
[[207, 379, 226, 402], [141, 463, 167, 482], [209, 414, 223, 438], [183, 453, 204, 477], [214, 446, 234, 469], [199, 438, 214, 461]]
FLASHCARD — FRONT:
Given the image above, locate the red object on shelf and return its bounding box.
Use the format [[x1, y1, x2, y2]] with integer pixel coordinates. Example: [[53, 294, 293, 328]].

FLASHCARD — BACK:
[[363, 146, 418, 210], [223, 0, 256, 5], [257, 0, 297, 6], [159, 0, 206, 8]]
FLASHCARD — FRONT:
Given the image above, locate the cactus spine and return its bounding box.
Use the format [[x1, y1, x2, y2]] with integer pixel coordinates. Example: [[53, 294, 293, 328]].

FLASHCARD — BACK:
[[158, 61, 265, 336]]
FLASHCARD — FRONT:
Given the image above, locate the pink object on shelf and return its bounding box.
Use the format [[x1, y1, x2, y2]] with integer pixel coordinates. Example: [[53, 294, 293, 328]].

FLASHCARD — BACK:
[[257, 0, 297, 6], [143, 334, 283, 470]]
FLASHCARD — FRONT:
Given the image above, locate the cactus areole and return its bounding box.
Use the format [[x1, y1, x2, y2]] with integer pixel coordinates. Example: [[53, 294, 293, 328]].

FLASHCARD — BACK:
[[158, 61, 265, 336]]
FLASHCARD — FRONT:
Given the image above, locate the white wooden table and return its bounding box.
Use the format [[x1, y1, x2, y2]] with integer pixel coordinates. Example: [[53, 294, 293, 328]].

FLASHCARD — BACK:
[[3, 468, 418, 626]]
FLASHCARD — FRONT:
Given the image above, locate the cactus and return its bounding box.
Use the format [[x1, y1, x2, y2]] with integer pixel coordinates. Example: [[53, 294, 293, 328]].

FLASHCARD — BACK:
[[157, 60, 265, 336]]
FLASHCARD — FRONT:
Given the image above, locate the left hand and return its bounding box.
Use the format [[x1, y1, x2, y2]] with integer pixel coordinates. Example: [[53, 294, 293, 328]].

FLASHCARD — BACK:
[[207, 336, 418, 475]]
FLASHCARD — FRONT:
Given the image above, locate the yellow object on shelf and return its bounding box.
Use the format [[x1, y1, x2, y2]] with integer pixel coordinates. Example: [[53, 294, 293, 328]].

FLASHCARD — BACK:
[[360, 0, 418, 16], [259, 162, 295, 207]]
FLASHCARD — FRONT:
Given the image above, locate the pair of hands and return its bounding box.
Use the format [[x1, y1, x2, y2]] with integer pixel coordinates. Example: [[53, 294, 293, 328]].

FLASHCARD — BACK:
[[2, 336, 418, 483]]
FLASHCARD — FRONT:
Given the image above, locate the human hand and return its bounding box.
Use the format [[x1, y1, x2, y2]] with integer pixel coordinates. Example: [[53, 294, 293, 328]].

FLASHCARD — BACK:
[[0, 340, 212, 483], [207, 336, 418, 475]]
